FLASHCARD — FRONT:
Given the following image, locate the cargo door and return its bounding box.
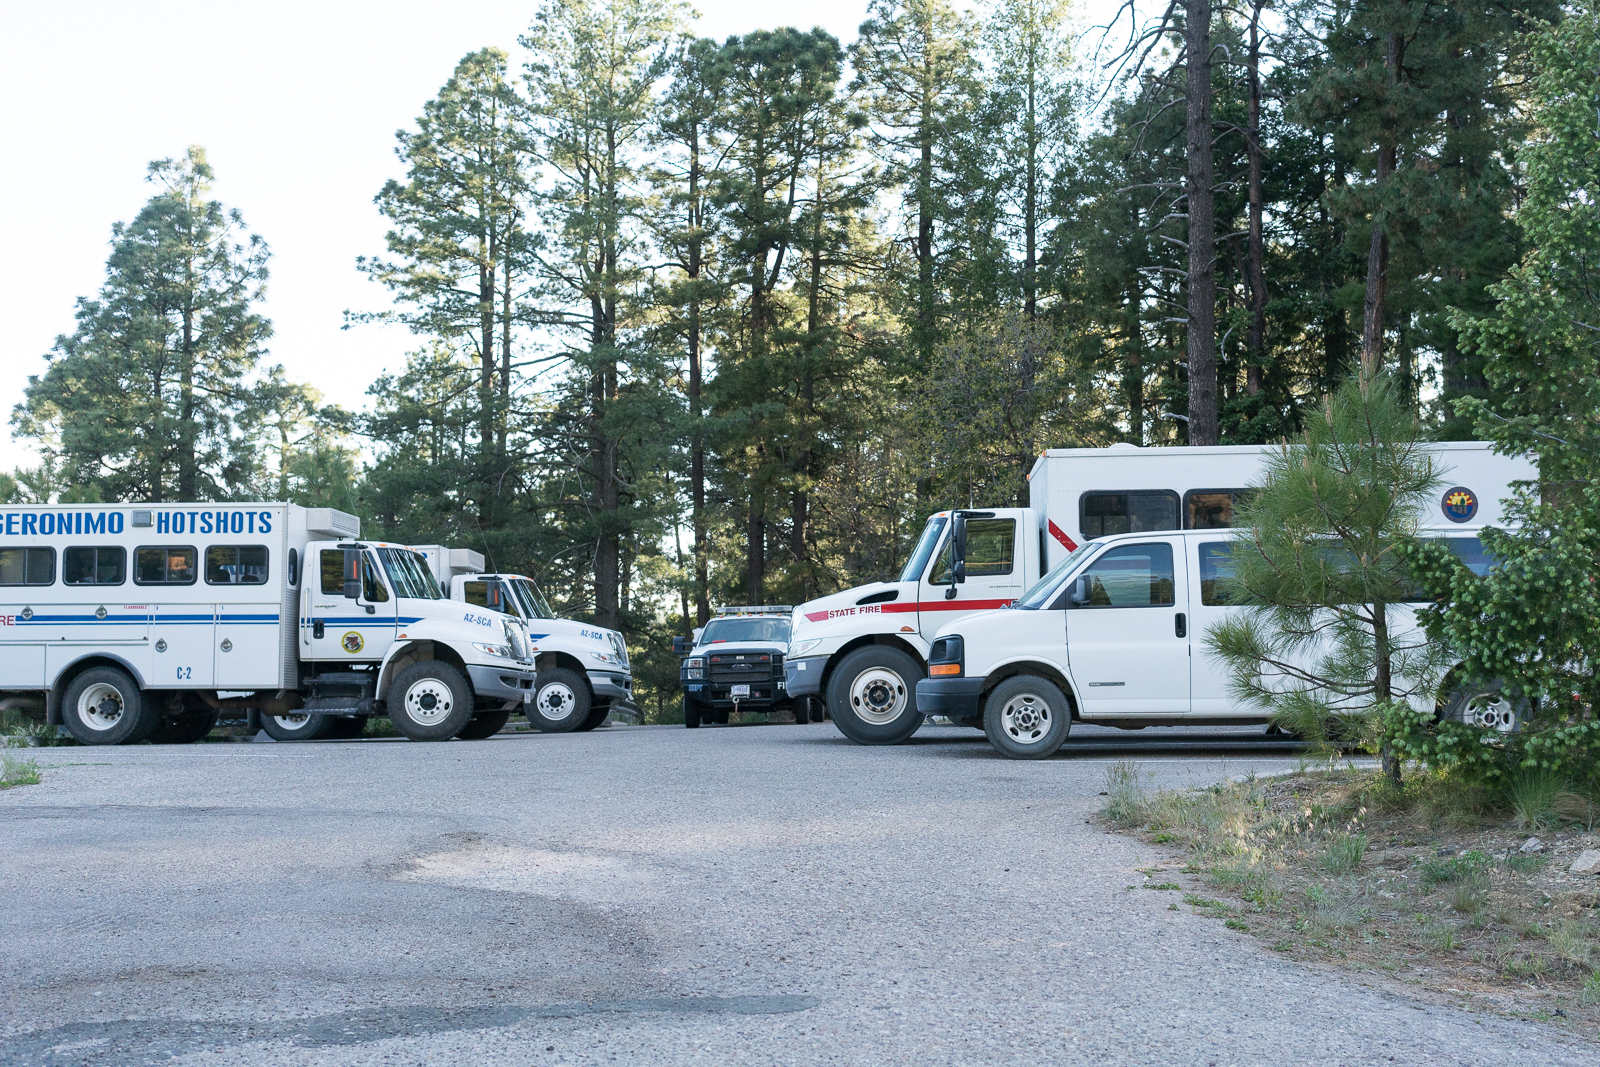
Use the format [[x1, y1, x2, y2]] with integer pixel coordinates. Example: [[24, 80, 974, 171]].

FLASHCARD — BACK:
[[208, 544, 281, 688]]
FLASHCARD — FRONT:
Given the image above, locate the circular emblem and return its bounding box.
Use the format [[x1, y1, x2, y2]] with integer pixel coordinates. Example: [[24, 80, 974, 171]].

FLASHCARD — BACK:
[[1441, 486, 1478, 524], [341, 631, 364, 654], [95, 606, 108, 620]]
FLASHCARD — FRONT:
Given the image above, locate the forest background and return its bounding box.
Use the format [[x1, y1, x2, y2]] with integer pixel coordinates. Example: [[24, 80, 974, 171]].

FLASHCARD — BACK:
[[6, 0, 1574, 719]]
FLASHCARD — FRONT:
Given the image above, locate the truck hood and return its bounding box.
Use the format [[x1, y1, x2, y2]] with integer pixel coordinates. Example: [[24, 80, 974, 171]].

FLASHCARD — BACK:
[[790, 581, 920, 641], [523, 616, 630, 670]]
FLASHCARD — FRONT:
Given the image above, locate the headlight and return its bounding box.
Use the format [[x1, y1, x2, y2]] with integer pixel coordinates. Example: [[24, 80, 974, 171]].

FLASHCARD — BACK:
[[590, 649, 623, 666], [606, 631, 629, 667], [504, 621, 529, 659], [789, 638, 824, 658], [474, 642, 514, 659], [683, 656, 704, 680]]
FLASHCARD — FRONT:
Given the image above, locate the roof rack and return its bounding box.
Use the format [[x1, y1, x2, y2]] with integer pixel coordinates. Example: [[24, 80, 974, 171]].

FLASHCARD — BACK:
[[715, 605, 794, 615]]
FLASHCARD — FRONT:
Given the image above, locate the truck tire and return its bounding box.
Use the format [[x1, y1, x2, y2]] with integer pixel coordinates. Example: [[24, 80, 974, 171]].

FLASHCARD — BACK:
[[684, 697, 707, 728], [982, 675, 1071, 760], [456, 708, 511, 740], [61, 667, 158, 746], [388, 661, 474, 741], [527, 668, 590, 733], [574, 704, 609, 732], [712, 706, 731, 725], [827, 646, 924, 745], [261, 711, 333, 742], [148, 709, 218, 745]]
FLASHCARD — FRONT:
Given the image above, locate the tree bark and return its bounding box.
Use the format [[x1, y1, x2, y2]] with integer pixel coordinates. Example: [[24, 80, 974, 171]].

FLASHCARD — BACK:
[[1023, 45, 1039, 321], [687, 125, 710, 627], [1184, 0, 1219, 445], [1245, 1, 1266, 397], [1362, 31, 1403, 374]]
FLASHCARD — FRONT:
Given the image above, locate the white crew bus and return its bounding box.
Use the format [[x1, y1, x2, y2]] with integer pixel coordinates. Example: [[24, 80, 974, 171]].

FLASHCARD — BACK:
[[0, 503, 537, 745], [784, 442, 1534, 745]]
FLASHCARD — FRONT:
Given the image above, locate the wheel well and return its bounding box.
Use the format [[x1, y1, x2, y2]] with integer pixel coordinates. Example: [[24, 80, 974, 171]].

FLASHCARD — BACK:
[[821, 634, 927, 693], [982, 661, 1080, 719], [536, 651, 589, 679], [377, 640, 471, 699], [49, 655, 150, 724]]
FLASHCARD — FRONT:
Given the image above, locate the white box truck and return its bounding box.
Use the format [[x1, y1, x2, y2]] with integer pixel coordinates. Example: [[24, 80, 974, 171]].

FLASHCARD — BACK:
[[412, 546, 636, 733], [0, 504, 537, 745], [784, 442, 1534, 745]]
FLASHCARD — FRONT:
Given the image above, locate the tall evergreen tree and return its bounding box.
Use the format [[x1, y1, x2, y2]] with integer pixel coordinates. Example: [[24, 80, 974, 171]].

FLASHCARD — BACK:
[[16, 147, 271, 502]]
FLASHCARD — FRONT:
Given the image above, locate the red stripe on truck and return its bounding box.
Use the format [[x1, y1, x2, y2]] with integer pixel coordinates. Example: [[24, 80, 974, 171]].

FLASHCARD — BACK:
[[1048, 520, 1077, 551], [802, 598, 1014, 623]]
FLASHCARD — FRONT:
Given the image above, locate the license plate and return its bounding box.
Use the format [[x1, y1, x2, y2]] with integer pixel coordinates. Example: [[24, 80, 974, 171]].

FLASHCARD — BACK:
[[731, 684, 751, 698]]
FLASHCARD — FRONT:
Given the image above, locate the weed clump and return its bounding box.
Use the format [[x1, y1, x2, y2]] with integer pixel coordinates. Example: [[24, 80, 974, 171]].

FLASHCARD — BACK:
[[1, 751, 41, 789]]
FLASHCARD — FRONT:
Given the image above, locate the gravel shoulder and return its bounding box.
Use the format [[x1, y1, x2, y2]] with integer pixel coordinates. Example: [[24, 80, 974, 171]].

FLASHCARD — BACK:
[[1, 723, 1592, 1065]]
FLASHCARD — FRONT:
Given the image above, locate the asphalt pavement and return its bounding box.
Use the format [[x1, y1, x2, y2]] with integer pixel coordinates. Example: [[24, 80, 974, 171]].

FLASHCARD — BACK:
[[1, 720, 1589, 1066]]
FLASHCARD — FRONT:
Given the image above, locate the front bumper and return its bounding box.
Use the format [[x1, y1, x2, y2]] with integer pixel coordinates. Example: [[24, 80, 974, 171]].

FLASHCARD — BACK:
[[467, 662, 538, 704], [782, 656, 827, 698], [588, 670, 634, 705], [915, 676, 985, 717]]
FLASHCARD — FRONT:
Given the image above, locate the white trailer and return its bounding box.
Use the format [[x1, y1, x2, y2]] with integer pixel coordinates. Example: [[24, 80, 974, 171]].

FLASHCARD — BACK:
[[0, 504, 537, 745], [412, 546, 636, 732], [784, 442, 1534, 745]]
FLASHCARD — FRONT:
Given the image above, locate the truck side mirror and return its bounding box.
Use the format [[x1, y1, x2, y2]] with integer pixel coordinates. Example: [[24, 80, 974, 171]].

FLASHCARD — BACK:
[[672, 635, 691, 657], [287, 548, 299, 588], [342, 548, 361, 599], [950, 515, 968, 585], [692, 627, 704, 642]]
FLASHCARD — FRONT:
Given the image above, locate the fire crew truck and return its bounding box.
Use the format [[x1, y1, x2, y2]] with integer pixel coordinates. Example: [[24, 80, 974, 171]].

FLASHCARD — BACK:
[[413, 546, 636, 733], [783, 442, 1535, 746], [0, 504, 536, 745]]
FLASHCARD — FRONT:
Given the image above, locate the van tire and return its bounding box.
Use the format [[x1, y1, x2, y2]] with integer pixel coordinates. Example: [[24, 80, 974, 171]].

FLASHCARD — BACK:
[[148, 709, 218, 745], [528, 668, 590, 733], [61, 667, 157, 746], [983, 675, 1070, 760], [1441, 679, 1526, 734], [388, 661, 474, 741], [827, 646, 924, 746], [456, 708, 511, 740], [684, 697, 705, 728], [261, 711, 333, 742]]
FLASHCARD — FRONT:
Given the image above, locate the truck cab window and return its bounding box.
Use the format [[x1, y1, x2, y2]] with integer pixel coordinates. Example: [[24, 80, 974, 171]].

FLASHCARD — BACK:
[[135, 546, 196, 585], [206, 546, 268, 585], [1185, 489, 1252, 530], [377, 547, 442, 599], [930, 519, 1015, 583], [64, 546, 125, 586], [0, 547, 55, 586], [1080, 492, 1179, 538], [464, 579, 514, 615], [1076, 543, 1174, 607]]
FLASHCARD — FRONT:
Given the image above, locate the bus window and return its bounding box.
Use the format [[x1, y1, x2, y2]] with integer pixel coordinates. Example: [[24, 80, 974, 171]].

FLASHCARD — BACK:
[[1080, 491, 1179, 538], [206, 546, 269, 585], [1184, 489, 1253, 530], [64, 546, 126, 586], [0, 547, 55, 586], [135, 546, 196, 585]]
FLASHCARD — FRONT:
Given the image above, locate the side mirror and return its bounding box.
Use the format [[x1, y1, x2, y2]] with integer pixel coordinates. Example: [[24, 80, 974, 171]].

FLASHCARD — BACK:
[[692, 627, 704, 642], [342, 548, 361, 598], [950, 514, 969, 585], [1068, 576, 1090, 606], [287, 548, 299, 588], [343, 579, 362, 600], [672, 635, 692, 656]]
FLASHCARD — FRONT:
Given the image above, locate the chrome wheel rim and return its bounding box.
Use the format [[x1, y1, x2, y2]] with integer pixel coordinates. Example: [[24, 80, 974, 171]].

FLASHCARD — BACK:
[[536, 681, 578, 722], [77, 683, 126, 731], [1464, 691, 1517, 733], [403, 678, 455, 726], [849, 667, 907, 725], [1000, 691, 1053, 745]]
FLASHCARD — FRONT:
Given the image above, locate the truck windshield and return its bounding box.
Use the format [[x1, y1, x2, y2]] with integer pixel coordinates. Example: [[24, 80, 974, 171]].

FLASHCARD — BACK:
[[898, 516, 949, 583], [510, 578, 554, 620], [379, 548, 444, 599], [1013, 543, 1094, 610], [701, 617, 792, 644]]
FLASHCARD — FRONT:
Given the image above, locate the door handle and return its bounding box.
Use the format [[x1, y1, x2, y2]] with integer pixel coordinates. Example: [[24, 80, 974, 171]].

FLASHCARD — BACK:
[[313, 620, 325, 640], [1174, 613, 1187, 638]]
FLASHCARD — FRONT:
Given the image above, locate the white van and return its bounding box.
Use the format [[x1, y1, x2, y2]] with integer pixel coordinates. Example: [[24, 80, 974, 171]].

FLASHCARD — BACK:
[[0, 504, 536, 745], [915, 526, 1510, 759], [786, 443, 1533, 745], [411, 545, 636, 732]]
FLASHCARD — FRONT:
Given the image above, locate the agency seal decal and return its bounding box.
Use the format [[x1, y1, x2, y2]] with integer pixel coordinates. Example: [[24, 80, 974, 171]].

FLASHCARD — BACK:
[[1442, 486, 1478, 523], [342, 631, 364, 653]]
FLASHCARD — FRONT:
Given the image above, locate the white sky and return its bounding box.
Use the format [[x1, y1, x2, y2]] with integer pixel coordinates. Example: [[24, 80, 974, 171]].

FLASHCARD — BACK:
[[0, 0, 1127, 476]]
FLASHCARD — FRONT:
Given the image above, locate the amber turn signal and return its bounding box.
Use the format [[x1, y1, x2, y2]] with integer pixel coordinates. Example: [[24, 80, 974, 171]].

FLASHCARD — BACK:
[[929, 663, 961, 676]]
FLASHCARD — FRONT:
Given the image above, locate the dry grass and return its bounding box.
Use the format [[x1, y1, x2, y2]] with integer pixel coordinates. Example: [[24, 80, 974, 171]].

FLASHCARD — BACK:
[[1, 751, 42, 789], [1100, 762, 1600, 1035]]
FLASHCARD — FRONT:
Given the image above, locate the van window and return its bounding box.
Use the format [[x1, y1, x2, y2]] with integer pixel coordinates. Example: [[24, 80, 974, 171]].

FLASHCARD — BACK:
[[64, 546, 125, 586], [206, 546, 269, 585], [1080, 491, 1179, 538], [1401, 536, 1495, 601], [1076, 543, 1175, 607], [1185, 489, 1253, 530], [135, 546, 197, 585], [0, 547, 54, 586], [1198, 542, 1241, 605], [931, 518, 1016, 583]]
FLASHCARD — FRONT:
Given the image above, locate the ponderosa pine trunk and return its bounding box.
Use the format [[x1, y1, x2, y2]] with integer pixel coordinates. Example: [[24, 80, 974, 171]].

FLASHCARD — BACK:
[[1362, 31, 1404, 374], [1184, 0, 1218, 445], [1245, 1, 1266, 397]]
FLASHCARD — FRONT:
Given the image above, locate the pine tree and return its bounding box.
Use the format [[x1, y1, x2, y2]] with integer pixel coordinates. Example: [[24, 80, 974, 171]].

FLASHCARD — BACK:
[[15, 148, 271, 502]]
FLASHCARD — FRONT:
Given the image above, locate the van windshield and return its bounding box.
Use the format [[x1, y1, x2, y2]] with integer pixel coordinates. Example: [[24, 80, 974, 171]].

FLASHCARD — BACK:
[[899, 516, 949, 583], [1013, 543, 1094, 610], [379, 548, 444, 600]]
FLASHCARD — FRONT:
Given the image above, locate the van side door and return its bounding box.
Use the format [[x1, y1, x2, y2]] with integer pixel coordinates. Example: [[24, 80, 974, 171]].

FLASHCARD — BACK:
[[1064, 538, 1190, 716]]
